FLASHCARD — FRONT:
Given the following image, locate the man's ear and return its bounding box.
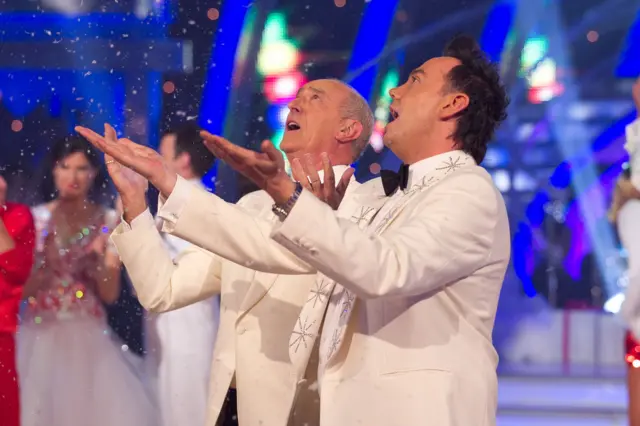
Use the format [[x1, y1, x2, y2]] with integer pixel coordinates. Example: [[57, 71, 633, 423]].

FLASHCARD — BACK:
[[439, 92, 469, 120], [336, 119, 363, 144], [176, 151, 191, 170]]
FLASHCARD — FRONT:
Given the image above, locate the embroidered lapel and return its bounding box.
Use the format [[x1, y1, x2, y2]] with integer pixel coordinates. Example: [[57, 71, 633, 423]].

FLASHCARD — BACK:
[[289, 188, 384, 377], [289, 275, 336, 377], [319, 153, 475, 368]]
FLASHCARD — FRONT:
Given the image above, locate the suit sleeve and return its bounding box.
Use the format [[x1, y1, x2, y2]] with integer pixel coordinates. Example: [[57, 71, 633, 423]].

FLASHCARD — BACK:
[[625, 118, 640, 190], [156, 176, 313, 274], [111, 209, 222, 313], [0, 205, 35, 285], [271, 174, 500, 299]]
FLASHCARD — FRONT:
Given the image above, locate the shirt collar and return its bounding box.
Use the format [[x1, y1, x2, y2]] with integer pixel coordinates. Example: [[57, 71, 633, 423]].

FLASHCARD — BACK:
[[294, 165, 350, 183], [405, 150, 472, 188], [187, 177, 204, 188]]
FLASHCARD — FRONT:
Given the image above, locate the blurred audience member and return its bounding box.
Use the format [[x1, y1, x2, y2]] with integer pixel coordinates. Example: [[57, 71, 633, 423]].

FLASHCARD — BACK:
[[17, 136, 155, 426], [141, 123, 219, 426]]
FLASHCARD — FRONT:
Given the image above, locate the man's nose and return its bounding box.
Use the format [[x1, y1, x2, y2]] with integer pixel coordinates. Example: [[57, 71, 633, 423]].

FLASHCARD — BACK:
[[389, 86, 399, 100], [288, 98, 302, 112]]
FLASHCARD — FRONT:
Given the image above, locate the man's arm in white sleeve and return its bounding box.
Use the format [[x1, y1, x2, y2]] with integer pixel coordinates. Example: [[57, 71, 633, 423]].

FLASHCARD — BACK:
[[111, 209, 222, 313], [270, 173, 501, 299], [156, 176, 313, 275]]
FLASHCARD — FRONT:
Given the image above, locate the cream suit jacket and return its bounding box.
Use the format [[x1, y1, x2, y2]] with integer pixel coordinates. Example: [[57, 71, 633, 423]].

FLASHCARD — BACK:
[[111, 166, 355, 426], [161, 151, 510, 426]]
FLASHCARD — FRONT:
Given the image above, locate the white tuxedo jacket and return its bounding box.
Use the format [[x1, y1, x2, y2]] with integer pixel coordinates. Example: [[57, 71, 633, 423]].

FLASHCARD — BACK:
[[111, 166, 356, 426], [162, 151, 510, 426]]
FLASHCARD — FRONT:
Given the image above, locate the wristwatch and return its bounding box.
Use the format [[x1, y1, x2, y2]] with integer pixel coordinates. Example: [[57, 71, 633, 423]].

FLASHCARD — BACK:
[[272, 182, 303, 221]]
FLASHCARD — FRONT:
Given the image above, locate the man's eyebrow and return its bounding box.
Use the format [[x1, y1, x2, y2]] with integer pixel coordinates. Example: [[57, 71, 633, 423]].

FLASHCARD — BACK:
[[296, 86, 327, 98], [410, 68, 425, 76]]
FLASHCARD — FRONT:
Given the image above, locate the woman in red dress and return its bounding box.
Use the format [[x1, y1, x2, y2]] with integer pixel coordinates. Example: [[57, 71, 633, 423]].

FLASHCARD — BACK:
[[0, 175, 36, 426]]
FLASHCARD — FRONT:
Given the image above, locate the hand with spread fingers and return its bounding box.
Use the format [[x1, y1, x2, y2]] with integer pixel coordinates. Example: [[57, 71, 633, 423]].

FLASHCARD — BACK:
[[103, 139, 149, 224], [201, 131, 297, 205], [75, 124, 177, 197], [290, 153, 354, 210]]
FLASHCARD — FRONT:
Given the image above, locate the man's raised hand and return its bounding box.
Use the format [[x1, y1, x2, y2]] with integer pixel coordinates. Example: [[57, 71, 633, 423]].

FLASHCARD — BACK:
[[290, 153, 354, 210], [201, 132, 296, 205], [75, 124, 177, 196]]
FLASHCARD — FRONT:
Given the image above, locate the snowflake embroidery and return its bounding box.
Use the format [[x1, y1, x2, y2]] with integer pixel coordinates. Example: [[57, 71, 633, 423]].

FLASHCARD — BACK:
[[436, 156, 465, 174], [375, 207, 399, 233], [351, 206, 376, 226], [326, 329, 342, 359], [290, 317, 315, 353], [418, 176, 437, 190], [340, 291, 356, 319], [308, 278, 331, 308]]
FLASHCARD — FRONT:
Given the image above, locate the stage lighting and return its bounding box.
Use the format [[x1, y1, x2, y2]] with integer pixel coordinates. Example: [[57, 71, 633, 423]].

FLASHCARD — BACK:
[[263, 72, 305, 103], [41, 0, 94, 14], [257, 41, 299, 76]]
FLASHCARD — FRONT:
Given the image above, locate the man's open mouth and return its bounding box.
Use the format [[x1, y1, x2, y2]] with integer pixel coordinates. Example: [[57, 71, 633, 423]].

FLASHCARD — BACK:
[[286, 121, 301, 131]]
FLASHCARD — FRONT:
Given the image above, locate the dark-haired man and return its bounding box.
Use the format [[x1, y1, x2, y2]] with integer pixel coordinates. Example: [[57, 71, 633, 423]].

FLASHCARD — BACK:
[[159, 123, 217, 184], [200, 35, 511, 425], [144, 124, 220, 426]]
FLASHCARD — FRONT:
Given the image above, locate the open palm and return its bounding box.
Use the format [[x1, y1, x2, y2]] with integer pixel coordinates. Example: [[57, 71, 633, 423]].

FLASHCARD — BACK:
[[201, 132, 288, 191], [76, 124, 166, 182]]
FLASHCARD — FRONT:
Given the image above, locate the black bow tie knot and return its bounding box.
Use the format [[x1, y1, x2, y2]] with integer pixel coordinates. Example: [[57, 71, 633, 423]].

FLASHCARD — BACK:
[[380, 164, 409, 196]]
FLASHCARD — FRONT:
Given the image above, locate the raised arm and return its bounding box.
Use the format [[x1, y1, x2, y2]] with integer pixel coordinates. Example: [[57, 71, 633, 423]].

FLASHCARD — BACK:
[[74, 124, 312, 275], [271, 172, 505, 299], [156, 176, 313, 275], [111, 208, 222, 312], [0, 204, 35, 285]]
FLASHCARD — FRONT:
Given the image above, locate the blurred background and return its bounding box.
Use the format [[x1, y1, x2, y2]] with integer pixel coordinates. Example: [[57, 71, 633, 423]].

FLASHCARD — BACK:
[[1, 0, 640, 424]]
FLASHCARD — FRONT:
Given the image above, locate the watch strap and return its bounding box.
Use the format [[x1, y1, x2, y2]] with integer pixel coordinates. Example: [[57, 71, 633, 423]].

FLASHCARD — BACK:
[[272, 182, 303, 221]]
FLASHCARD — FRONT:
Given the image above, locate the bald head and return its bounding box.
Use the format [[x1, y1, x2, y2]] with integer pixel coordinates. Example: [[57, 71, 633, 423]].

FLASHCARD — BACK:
[[280, 78, 374, 166]]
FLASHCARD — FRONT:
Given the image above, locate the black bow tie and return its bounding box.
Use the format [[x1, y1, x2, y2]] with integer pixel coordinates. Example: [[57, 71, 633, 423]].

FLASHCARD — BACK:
[[380, 164, 409, 196]]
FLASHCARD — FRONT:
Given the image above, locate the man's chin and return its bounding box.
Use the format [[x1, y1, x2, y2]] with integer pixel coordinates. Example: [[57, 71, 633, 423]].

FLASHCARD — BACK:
[[278, 138, 300, 155], [382, 132, 395, 147]]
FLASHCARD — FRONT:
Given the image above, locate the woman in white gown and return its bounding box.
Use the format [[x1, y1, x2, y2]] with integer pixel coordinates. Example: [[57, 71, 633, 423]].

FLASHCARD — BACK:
[[17, 135, 155, 426]]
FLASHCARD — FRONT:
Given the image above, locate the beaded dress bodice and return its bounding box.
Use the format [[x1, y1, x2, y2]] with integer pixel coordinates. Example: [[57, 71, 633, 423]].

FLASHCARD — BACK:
[[22, 204, 118, 325]]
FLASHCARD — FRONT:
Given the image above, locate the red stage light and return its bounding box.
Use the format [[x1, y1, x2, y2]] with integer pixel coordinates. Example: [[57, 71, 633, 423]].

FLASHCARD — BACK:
[[263, 72, 306, 104]]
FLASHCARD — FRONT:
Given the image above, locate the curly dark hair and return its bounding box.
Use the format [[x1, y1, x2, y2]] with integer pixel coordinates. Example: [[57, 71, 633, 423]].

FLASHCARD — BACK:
[[442, 35, 509, 164]]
